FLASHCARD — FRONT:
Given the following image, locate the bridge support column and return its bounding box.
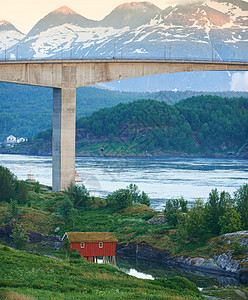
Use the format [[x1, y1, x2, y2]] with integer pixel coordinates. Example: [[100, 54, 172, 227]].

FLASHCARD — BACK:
[[52, 87, 76, 191]]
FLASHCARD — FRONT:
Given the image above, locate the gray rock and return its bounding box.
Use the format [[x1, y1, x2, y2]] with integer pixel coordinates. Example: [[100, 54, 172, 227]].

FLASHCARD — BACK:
[[213, 253, 240, 273], [222, 231, 248, 239], [147, 213, 166, 224], [54, 227, 60, 233]]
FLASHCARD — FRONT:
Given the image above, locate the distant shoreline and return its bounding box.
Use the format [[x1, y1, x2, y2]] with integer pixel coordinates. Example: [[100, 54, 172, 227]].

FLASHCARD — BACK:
[[0, 149, 247, 160]]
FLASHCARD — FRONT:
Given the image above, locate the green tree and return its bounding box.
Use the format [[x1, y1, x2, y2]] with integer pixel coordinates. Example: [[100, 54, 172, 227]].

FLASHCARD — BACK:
[[139, 191, 151, 207], [66, 183, 90, 210], [126, 184, 151, 207], [0, 166, 16, 202], [234, 184, 248, 229], [15, 180, 28, 204], [63, 236, 71, 259], [59, 197, 73, 221], [34, 181, 41, 193], [10, 223, 29, 249], [107, 189, 132, 211], [205, 189, 233, 234], [219, 191, 233, 216], [9, 199, 19, 218], [219, 208, 242, 234], [176, 214, 188, 245], [164, 199, 180, 227], [205, 189, 221, 234], [127, 184, 140, 203], [164, 197, 187, 228], [69, 208, 78, 229], [179, 197, 188, 213], [187, 199, 206, 238]]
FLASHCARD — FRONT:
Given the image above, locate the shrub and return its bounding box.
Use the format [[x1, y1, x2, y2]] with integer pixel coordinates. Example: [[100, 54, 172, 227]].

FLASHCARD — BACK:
[[8, 199, 19, 218], [1, 246, 11, 252], [14, 180, 28, 204], [10, 223, 29, 249], [34, 181, 41, 193], [232, 241, 247, 256], [0, 166, 16, 202], [70, 250, 82, 259], [106, 189, 132, 211], [59, 197, 73, 221], [66, 183, 90, 210]]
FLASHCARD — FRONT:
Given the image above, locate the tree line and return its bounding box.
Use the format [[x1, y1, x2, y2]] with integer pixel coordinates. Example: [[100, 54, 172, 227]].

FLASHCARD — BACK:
[[12, 95, 247, 157], [76, 96, 248, 154], [164, 184, 248, 244]]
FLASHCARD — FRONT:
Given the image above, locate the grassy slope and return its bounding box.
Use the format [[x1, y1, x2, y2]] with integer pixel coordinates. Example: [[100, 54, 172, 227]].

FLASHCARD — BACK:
[[0, 245, 202, 299], [1, 183, 248, 298]]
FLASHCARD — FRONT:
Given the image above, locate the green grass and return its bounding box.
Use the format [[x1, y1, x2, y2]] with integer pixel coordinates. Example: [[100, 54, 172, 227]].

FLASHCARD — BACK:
[[0, 245, 202, 299], [203, 289, 248, 299]]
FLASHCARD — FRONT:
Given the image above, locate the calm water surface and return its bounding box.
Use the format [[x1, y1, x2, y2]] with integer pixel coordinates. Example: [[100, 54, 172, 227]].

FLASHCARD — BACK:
[[0, 154, 247, 210]]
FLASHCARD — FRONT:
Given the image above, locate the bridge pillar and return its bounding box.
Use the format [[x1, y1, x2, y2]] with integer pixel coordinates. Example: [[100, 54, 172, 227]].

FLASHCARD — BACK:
[[52, 87, 76, 191]]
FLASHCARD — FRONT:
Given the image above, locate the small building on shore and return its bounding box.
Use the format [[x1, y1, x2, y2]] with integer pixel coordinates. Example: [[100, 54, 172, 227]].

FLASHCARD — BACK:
[[26, 170, 36, 182], [6, 135, 17, 146], [75, 171, 82, 182], [5, 135, 27, 147], [62, 232, 117, 265]]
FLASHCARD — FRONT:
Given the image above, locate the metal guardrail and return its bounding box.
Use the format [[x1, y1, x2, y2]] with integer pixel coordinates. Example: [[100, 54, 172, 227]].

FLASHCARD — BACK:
[[0, 57, 247, 63]]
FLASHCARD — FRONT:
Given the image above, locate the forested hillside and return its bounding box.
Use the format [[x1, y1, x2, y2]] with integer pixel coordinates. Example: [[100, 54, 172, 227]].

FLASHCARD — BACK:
[[2, 96, 247, 158], [0, 83, 154, 141], [1, 81, 248, 142]]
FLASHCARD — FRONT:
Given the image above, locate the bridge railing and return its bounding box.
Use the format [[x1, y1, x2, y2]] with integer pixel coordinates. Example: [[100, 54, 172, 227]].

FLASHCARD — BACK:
[[0, 56, 247, 63]]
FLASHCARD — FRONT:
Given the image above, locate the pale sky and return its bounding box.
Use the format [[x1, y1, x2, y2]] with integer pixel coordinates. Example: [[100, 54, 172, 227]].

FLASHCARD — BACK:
[[0, 0, 219, 34]]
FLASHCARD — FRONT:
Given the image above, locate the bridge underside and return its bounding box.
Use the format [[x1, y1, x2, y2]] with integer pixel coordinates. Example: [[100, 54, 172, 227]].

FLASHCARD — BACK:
[[0, 60, 247, 190]]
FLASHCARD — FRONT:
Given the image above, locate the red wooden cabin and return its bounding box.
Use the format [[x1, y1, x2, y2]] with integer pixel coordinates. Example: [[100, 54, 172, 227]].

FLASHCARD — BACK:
[[63, 232, 117, 264]]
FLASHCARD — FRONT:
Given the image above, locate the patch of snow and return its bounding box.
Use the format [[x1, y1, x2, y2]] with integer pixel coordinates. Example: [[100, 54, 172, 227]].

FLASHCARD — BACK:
[[207, 0, 248, 21], [0, 30, 24, 51], [133, 48, 148, 54]]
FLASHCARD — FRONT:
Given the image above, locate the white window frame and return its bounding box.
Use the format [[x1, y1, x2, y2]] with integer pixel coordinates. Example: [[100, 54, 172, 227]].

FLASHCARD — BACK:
[[99, 242, 103, 248], [81, 242, 85, 248]]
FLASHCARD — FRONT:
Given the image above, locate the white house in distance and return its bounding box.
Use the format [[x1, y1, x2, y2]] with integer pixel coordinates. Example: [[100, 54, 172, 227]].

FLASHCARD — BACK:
[[17, 137, 27, 143], [5, 135, 27, 147], [6, 135, 17, 144]]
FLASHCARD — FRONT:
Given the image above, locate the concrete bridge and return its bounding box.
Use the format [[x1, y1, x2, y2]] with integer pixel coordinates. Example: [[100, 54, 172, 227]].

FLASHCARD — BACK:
[[0, 59, 248, 191]]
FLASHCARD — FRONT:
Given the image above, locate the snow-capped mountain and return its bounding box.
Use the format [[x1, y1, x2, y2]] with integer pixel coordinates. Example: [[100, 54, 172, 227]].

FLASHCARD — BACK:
[[0, 20, 24, 55], [26, 6, 97, 38], [0, 1, 247, 90], [100, 2, 162, 29]]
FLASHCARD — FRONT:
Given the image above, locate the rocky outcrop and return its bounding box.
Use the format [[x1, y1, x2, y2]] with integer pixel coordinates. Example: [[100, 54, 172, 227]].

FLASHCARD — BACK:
[[147, 213, 166, 224], [0, 223, 63, 250]]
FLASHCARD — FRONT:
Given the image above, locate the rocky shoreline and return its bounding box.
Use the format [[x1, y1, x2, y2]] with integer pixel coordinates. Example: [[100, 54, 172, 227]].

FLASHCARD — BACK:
[[116, 239, 248, 284]]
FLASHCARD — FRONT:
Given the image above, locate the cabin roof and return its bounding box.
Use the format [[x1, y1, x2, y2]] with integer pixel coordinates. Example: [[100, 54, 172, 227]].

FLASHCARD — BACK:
[[63, 232, 118, 243]]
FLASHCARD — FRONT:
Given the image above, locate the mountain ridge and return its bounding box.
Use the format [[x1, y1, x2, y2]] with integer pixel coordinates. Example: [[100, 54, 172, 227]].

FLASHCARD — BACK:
[[0, 0, 247, 91]]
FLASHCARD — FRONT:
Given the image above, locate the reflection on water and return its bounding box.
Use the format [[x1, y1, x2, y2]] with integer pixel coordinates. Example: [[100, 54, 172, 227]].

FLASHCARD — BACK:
[[117, 257, 241, 288], [0, 154, 247, 210], [124, 268, 154, 280]]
